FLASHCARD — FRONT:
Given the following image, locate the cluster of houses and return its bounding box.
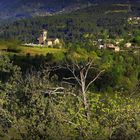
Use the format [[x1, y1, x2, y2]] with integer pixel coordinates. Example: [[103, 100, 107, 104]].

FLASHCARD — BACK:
[[128, 17, 140, 25], [97, 39, 133, 52], [99, 43, 133, 52], [128, 17, 140, 21], [99, 44, 120, 52]]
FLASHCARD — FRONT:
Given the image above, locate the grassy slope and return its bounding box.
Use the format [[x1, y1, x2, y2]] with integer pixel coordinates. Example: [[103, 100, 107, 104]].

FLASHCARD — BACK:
[[0, 43, 65, 57], [21, 46, 65, 55]]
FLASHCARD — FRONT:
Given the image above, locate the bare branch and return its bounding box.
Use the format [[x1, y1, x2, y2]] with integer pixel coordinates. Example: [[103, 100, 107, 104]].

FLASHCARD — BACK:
[[66, 64, 82, 86], [85, 69, 105, 92], [61, 81, 75, 86], [84, 60, 94, 79], [63, 77, 75, 80]]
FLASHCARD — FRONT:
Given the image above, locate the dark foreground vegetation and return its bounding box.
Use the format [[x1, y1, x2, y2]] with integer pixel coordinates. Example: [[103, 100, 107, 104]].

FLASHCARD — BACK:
[[0, 44, 140, 139]]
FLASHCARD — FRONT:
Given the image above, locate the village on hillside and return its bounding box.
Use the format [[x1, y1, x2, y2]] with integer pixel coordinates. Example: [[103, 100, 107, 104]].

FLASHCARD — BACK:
[[23, 22, 140, 53], [96, 39, 140, 53], [22, 16, 140, 53]]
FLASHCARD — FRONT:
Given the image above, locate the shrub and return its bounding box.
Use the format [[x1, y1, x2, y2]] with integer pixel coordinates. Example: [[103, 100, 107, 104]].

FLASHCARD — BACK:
[[6, 40, 21, 53]]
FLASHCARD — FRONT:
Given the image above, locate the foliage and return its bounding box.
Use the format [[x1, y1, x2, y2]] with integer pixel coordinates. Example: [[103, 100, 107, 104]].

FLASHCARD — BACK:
[[0, 55, 140, 139], [0, 55, 21, 82], [133, 35, 140, 45], [6, 40, 22, 53]]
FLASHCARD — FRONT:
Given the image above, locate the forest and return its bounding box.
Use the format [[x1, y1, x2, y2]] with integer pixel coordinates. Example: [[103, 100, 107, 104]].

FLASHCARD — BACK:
[[0, 2, 140, 140], [0, 43, 140, 139], [0, 3, 139, 43]]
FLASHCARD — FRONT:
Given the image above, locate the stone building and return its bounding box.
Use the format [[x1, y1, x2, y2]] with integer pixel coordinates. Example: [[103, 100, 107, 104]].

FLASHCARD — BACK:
[[38, 30, 48, 45], [46, 38, 60, 46], [38, 30, 60, 47], [106, 44, 120, 52], [125, 43, 132, 48]]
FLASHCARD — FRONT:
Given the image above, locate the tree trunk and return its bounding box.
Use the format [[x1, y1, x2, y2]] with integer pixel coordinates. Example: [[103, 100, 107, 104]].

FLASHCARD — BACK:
[[81, 71, 90, 120], [82, 89, 90, 120]]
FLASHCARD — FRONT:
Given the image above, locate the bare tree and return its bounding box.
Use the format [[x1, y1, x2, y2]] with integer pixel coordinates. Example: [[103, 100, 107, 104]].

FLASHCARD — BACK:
[[64, 60, 105, 120]]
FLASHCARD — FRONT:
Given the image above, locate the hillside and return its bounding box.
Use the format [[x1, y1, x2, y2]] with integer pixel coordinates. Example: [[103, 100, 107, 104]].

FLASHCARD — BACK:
[[0, 0, 139, 22], [0, 2, 139, 43], [0, 0, 95, 22]]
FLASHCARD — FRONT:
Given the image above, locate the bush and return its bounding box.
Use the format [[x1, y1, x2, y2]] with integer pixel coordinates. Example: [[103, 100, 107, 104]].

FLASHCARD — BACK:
[[133, 36, 140, 45], [0, 55, 140, 140], [6, 40, 21, 53]]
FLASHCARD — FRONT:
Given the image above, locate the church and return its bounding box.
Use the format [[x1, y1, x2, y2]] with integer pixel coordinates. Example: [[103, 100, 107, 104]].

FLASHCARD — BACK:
[[38, 30, 60, 46]]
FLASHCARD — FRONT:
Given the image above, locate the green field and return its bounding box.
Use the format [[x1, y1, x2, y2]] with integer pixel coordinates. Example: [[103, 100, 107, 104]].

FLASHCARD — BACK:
[[21, 46, 65, 55], [0, 42, 65, 55]]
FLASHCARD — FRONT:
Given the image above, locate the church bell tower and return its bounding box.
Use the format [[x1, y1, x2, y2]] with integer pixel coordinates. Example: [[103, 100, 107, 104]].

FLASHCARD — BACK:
[[43, 30, 47, 43]]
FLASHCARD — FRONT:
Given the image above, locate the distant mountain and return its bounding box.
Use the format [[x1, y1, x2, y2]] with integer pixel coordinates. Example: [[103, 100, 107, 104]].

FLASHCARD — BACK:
[[0, 0, 139, 43], [0, 0, 139, 22], [0, 0, 94, 21]]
